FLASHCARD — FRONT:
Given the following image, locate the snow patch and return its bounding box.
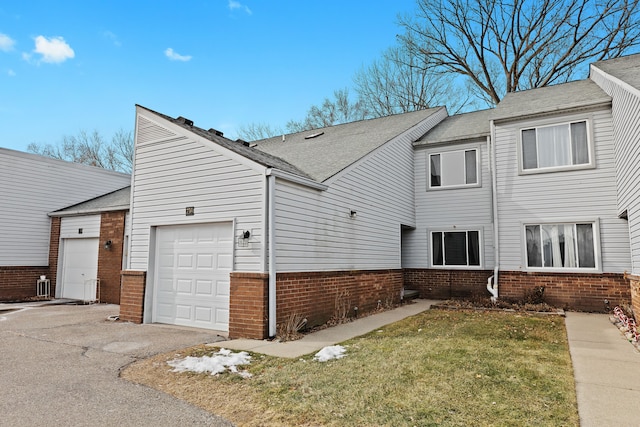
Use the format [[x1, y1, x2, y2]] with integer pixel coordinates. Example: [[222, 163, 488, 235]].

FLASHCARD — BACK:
[[168, 348, 252, 378], [313, 345, 347, 362]]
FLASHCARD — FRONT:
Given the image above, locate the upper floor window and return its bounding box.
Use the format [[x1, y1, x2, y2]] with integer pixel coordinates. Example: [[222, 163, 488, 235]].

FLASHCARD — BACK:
[[432, 230, 481, 267], [525, 222, 597, 270], [429, 149, 478, 189], [521, 120, 590, 171]]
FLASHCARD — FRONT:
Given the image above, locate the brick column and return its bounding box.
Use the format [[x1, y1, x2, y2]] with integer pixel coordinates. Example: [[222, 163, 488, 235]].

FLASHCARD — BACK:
[[229, 272, 269, 339], [48, 217, 61, 296], [627, 273, 640, 319], [120, 270, 146, 323], [97, 211, 126, 304]]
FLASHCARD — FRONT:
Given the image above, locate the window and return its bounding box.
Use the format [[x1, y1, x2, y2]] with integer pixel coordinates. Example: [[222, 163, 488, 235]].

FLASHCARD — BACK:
[[432, 230, 481, 267], [521, 121, 590, 171], [429, 149, 478, 188], [525, 223, 596, 270]]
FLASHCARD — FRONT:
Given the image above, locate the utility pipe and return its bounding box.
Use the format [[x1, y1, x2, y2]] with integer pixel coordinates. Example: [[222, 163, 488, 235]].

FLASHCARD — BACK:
[[488, 125, 500, 302], [267, 172, 277, 337]]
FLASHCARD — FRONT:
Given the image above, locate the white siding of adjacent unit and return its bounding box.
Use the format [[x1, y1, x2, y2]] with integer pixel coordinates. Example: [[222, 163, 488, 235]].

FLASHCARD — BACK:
[[60, 215, 101, 238], [0, 149, 130, 266], [273, 114, 442, 272], [494, 107, 630, 273], [591, 66, 640, 274], [405, 140, 494, 269], [129, 112, 265, 273]]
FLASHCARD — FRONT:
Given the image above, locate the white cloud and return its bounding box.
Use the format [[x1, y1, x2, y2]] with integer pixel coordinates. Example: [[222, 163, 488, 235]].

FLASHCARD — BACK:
[[164, 47, 192, 62], [228, 0, 252, 14], [33, 36, 75, 63], [0, 33, 16, 52], [103, 31, 121, 47], [7, 69, 16, 77]]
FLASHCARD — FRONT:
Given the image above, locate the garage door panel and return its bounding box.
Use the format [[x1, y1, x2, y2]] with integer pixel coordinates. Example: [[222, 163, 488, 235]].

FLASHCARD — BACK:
[[153, 223, 232, 331]]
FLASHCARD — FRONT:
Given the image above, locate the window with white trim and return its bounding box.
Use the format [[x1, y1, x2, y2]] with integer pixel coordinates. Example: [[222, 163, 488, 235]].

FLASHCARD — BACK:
[[525, 223, 596, 269], [429, 149, 478, 188], [431, 230, 481, 267], [521, 120, 590, 171]]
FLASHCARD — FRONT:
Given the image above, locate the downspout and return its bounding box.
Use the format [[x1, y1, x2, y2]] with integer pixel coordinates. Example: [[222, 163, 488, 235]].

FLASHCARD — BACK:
[[487, 122, 500, 302], [266, 171, 277, 338]]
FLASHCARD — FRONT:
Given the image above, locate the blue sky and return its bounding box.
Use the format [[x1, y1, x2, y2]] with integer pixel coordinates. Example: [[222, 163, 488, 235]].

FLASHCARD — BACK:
[[1, 1, 417, 152]]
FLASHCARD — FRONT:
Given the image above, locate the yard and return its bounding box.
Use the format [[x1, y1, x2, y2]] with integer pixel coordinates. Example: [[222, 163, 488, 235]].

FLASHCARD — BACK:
[[122, 309, 579, 426]]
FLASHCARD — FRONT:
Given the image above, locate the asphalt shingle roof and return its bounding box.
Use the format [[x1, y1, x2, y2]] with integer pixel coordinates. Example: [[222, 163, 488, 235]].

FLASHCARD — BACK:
[[50, 186, 130, 216], [592, 53, 640, 91], [253, 108, 444, 182], [414, 109, 491, 146], [491, 80, 611, 122]]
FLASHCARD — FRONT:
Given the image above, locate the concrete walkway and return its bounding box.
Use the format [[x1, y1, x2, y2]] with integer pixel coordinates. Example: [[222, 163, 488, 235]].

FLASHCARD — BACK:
[[565, 312, 640, 427], [221, 299, 435, 357]]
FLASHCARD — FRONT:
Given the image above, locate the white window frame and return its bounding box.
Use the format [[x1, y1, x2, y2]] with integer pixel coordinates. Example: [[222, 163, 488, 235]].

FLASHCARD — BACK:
[[429, 228, 483, 269], [517, 115, 595, 175], [427, 147, 481, 190], [521, 219, 602, 273]]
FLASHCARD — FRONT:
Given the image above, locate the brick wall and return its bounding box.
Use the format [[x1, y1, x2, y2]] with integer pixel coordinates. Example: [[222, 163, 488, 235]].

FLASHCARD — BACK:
[[404, 268, 493, 300], [0, 266, 50, 300], [628, 274, 640, 319], [47, 217, 61, 296], [119, 270, 146, 323], [498, 271, 630, 311], [229, 272, 268, 339], [97, 211, 126, 304], [276, 269, 403, 330]]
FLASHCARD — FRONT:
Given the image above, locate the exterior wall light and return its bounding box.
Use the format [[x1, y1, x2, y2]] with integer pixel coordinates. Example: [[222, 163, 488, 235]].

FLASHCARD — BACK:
[[238, 230, 251, 247], [104, 240, 112, 250], [350, 210, 357, 219]]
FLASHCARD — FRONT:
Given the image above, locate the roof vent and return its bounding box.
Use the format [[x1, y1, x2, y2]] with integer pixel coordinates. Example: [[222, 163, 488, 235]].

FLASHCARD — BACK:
[[236, 139, 251, 147], [208, 128, 224, 137], [304, 131, 324, 140], [177, 116, 194, 126]]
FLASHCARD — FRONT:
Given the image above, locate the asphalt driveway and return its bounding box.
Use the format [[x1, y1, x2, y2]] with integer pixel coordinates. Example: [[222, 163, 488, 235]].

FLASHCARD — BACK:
[[0, 302, 233, 426]]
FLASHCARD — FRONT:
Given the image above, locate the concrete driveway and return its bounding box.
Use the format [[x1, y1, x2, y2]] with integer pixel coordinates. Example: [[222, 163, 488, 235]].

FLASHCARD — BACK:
[[0, 302, 233, 426]]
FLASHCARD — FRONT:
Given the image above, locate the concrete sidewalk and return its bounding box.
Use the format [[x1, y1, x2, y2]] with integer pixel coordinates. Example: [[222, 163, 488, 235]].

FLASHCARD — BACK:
[[220, 299, 435, 358], [565, 312, 640, 427]]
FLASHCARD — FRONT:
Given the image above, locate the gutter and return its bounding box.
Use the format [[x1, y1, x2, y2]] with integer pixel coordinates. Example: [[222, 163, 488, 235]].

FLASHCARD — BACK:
[[266, 170, 277, 338], [487, 124, 500, 302]]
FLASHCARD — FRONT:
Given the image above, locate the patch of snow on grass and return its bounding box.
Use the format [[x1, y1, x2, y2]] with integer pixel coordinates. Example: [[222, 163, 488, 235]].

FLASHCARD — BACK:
[[168, 348, 252, 377], [314, 345, 346, 362]]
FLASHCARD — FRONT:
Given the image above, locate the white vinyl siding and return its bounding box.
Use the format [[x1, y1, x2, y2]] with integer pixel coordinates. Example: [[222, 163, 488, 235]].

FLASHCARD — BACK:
[[494, 108, 630, 273], [405, 140, 494, 269], [0, 149, 130, 266], [60, 215, 101, 238], [273, 113, 441, 272], [591, 66, 640, 274], [129, 111, 265, 274]]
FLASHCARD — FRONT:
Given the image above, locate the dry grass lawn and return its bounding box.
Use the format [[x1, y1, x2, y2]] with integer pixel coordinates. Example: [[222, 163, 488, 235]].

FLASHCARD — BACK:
[[121, 309, 579, 426]]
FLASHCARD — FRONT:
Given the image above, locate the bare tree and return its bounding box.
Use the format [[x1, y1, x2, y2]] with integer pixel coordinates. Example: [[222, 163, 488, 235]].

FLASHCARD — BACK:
[[286, 88, 370, 133], [236, 122, 285, 141], [354, 37, 472, 116], [27, 129, 133, 173], [400, 0, 640, 106]]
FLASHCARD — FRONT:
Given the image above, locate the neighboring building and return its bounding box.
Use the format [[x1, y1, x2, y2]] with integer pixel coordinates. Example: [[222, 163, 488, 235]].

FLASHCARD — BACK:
[[49, 187, 130, 304], [0, 148, 130, 301]]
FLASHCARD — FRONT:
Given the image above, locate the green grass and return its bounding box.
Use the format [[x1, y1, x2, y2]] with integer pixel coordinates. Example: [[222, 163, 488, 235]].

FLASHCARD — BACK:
[[126, 309, 579, 426]]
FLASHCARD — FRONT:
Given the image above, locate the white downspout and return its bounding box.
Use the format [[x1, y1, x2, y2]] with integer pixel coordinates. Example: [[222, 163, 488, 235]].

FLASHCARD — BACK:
[[267, 172, 277, 338], [488, 123, 500, 302]]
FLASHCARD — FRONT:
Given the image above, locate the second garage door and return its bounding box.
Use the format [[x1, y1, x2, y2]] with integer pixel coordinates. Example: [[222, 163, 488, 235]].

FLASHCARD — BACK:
[[153, 223, 232, 331]]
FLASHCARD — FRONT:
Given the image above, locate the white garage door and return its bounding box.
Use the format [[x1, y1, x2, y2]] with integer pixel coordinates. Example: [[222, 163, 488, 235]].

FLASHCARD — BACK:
[[60, 238, 99, 301], [153, 223, 232, 331]]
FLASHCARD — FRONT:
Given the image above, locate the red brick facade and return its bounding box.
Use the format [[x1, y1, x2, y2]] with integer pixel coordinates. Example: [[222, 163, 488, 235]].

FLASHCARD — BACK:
[[276, 269, 403, 330], [97, 211, 126, 304], [119, 270, 146, 323], [229, 272, 269, 339], [404, 268, 630, 312], [624, 273, 640, 318], [404, 268, 494, 300]]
